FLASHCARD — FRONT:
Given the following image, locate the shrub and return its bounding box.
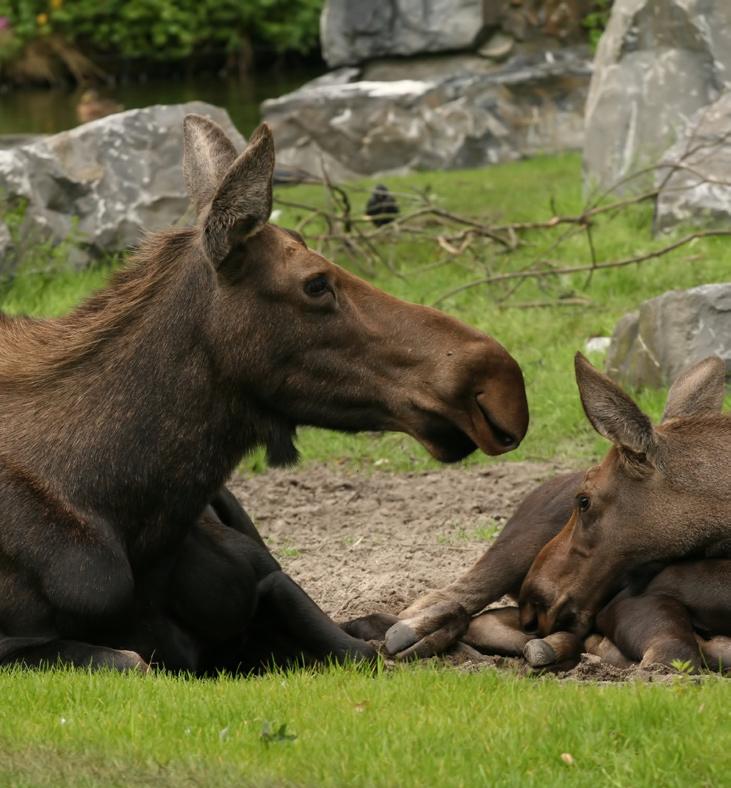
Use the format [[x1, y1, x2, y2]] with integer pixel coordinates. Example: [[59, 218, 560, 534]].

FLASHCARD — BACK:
[[0, 0, 324, 83]]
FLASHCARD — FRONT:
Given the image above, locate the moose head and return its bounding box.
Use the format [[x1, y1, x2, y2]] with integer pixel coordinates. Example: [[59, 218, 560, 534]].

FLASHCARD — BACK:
[[519, 353, 730, 638], [181, 115, 529, 465]]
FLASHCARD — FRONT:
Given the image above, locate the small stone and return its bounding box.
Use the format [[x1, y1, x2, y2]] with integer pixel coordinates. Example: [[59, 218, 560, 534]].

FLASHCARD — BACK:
[[584, 336, 611, 354], [478, 32, 514, 62]]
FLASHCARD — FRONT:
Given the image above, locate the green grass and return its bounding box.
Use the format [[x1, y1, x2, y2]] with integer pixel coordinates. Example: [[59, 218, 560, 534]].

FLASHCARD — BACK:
[[1, 665, 729, 787], [4, 152, 729, 473]]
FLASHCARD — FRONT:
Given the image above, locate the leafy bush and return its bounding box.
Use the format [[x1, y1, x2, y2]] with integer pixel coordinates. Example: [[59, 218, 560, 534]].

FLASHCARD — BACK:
[[0, 0, 324, 70]]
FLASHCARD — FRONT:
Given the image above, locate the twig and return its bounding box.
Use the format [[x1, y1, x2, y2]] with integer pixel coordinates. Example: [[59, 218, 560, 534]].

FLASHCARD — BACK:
[[432, 229, 731, 306]]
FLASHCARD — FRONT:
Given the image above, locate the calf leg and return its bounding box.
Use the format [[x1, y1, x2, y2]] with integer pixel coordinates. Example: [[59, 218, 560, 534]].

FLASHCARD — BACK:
[[380, 472, 582, 659], [597, 593, 701, 670], [523, 632, 582, 669], [462, 607, 533, 656], [584, 634, 636, 668], [697, 635, 731, 672]]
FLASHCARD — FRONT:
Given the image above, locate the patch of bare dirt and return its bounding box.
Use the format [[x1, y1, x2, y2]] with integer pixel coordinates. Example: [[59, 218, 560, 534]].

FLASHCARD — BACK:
[[229, 460, 568, 620]]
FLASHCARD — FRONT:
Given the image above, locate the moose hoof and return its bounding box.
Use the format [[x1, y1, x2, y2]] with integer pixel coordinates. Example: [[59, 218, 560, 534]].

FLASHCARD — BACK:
[[119, 650, 151, 672], [385, 622, 420, 656], [524, 639, 557, 667], [341, 612, 399, 642]]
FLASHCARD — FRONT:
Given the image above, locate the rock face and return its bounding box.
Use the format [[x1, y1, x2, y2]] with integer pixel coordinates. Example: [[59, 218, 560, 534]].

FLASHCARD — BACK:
[[606, 284, 731, 389], [655, 91, 731, 231], [0, 102, 244, 267], [320, 0, 596, 68], [262, 50, 591, 180], [583, 0, 731, 193], [320, 0, 487, 68]]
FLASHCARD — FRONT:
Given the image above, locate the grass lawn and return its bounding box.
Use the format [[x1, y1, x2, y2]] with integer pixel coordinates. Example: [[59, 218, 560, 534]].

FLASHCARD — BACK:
[[1, 153, 729, 786], [1, 665, 729, 787]]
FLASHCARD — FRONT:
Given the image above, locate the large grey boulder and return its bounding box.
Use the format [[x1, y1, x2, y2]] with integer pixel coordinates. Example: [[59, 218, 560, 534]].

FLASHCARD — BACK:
[[606, 284, 731, 389], [262, 50, 591, 180], [0, 102, 244, 266], [583, 0, 731, 194], [320, 0, 487, 68], [655, 91, 731, 232]]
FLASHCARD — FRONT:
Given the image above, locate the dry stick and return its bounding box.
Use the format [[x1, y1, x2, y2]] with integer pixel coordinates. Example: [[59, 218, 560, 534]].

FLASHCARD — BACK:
[[432, 229, 731, 306], [498, 297, 593, 310], [582, 221, 599, 289]]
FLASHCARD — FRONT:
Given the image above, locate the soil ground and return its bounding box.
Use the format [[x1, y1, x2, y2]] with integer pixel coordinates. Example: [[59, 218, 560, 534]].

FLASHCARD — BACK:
[[229, 460, 569, 621]]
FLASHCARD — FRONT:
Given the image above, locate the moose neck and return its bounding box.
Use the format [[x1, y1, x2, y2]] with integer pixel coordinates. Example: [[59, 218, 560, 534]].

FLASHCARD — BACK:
[[1, 232, 282, 553]]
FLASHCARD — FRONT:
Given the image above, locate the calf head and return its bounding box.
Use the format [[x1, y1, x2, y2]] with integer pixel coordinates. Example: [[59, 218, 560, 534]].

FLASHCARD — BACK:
[[183, 115, 528, 464], [519, 353, 730, 638]]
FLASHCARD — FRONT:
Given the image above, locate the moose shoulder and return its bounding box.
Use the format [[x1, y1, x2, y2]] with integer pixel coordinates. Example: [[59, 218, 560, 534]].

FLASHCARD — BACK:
[[0, 116, 528, 670]]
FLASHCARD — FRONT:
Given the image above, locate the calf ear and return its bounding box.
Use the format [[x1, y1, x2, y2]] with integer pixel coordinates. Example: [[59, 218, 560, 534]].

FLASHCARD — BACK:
[[661, 356, 726, 422], [574, 353, 656, 457], [183, 114, 238, 217], [202, 123, 275, 265]]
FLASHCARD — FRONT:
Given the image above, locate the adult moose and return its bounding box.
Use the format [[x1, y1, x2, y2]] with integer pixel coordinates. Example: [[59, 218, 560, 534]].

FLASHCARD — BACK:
[[349, 355, 731, 670], [0, 115, 528, 672]]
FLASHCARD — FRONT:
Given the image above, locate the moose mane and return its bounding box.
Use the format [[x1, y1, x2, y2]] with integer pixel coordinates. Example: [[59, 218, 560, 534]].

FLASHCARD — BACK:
[[0, 228, 200, 390], [657, 411, 731, 493], [659, 411, 731, 436]]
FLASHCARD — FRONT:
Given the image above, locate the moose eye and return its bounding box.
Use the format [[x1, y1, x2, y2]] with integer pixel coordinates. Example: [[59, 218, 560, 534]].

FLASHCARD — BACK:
[[303, 275, 330, 298], [577, 494, 591, 512]]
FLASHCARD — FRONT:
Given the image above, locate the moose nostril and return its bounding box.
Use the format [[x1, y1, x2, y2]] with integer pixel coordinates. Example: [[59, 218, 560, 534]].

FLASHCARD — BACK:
[[520, 601, 540, 634], [476, 398, 520, 449], [497, 430, 517, 448], [522, 615, 539, 635]]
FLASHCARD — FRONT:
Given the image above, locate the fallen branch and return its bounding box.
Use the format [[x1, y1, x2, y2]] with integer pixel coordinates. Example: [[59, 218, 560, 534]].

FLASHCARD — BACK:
[[432, 229, 731, 306]]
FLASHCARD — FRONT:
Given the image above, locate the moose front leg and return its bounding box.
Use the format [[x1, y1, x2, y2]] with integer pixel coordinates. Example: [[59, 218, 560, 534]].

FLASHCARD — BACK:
[[248, 571, 377, 668], [379, 471, 582, 659]]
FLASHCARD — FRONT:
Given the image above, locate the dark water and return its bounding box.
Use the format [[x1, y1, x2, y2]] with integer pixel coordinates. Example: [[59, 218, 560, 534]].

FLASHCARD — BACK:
[[0, 68, 321, 137]]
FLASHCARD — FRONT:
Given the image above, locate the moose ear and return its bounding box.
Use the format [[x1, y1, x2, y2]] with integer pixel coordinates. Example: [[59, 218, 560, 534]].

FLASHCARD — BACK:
[[661, 356, 726, 422], [182, 114, 238, 217], [575, 352, 656, 457], [202, 123, 275, 265]]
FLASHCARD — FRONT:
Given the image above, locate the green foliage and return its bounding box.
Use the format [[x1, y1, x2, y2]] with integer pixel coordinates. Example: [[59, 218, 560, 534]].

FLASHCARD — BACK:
[[260, 720, 297, 746], [0, 0, 324, 64], [671, 659, 696, 676], [0, 192, 81, 305], [582, 0, 613, 49]]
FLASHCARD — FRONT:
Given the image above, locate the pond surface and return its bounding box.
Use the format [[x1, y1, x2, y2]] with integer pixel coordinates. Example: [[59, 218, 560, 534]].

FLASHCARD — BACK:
[[0, 68, 321, 137]]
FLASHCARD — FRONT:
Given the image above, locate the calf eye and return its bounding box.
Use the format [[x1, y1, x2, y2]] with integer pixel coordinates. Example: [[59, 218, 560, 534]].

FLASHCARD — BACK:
[[304, 275, 330, 298], [577, 494, 591, 512]]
